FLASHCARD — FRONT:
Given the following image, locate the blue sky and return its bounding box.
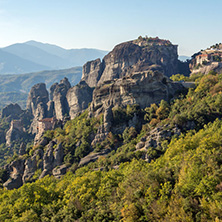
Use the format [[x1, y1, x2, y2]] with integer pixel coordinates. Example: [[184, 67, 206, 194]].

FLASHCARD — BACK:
[[0, 0, 222, 56]]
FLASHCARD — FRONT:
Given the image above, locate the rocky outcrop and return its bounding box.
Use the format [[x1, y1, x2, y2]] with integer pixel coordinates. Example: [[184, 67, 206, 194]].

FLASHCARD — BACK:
[[82, 58, 104, 87], [81, 37, 179, 87], [90, 70, 184, 116], [0, 37, 189, 190], [26, 83, 49, 116], [52, 164, 68, 179], [1, 103, 23, 120], [78, 148, 111, 167], [47, 101, 55, 117], [52, 78, 71, 120], [49, 83, 58, 100], [136, 125, 181, 162], [22, 148, 44, 183], [3, 158, 25, 190], [6, 120, 24, 147], [66, 81, 93, 119], [0, 104, 32, 146], [3, 139, 65, 189], [39, 141, 64, 179], [91, 105, 113, 146], [19, 142, 26, 156], [39, 141, 55, 178], [26, 83, 49, 134]]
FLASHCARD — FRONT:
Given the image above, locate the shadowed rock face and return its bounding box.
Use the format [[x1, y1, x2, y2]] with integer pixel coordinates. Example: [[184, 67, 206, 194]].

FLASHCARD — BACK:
[[82, 58, 104, 88], [90, 70, 184, 116], [26, 83, 51, 134], [82, 38, 179, 87], [52, 78, 71, 120], [26, 83, 49, 116], [66, 81, 93, 119], [49, 83, 58, 100], [1, 103, 23, 119], [3, 158, 25, 190]]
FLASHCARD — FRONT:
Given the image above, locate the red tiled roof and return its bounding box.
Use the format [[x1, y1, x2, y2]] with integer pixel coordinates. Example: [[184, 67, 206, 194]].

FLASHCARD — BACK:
[[38, 117, 55, 122], [198, 54, 208, 57]]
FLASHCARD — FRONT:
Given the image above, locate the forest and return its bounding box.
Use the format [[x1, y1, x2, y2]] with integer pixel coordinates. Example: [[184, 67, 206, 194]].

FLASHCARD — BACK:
[[1, 72, 222, 221]]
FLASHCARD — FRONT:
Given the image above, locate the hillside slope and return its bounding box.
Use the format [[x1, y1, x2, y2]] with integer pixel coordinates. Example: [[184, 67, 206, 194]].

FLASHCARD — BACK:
[[0, 49, 49, 74], [0, 72, 222, 221], [1, 37, 221, 221]]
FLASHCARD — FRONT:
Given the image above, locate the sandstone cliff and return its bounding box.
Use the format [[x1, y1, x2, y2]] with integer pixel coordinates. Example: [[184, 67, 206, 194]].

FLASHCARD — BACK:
[[1, 103, 23, 120], [0, 37, 189, 190], [82, 37, 179, 87], [3, 139, 66, 190], [52, 78, 71, 120], [66, 81, 93, 119], [90, 70, 184, 116], [26, 83, 49, 116], [27, 83, 49, 134], [81, 58, 104, 88]]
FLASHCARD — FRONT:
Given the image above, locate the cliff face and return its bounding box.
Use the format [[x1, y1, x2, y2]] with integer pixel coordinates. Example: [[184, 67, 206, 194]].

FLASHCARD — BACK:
[[26, 83, 49, 117], [3, 140, 66, 190], [0, 37, 188, 190], [90, 70, 184, 116], [0, 37, 184, 153], [82, 37, 179, 87], [1, 104, 23, 120], [23, 37, 181, 124], [26, 83, 49, 134], [6, 120, 24, 147], [52, 78, 71, 120], [66, 81, 93, 119], [81, 58, 104, 88]]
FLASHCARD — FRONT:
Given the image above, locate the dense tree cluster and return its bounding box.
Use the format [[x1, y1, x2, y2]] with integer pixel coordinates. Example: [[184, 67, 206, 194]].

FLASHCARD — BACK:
[[1, 72, 222, 221]]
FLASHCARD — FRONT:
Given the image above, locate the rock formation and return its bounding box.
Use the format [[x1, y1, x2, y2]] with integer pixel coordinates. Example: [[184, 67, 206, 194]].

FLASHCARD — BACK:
[[1, 103, 23, 120], [135, 125, 181, 162], [19, 142, 26, 156], [49, 83, 58, 100], [3, 158, 25, 190], [36, 141, 64, 179], [5, 120, 24, 147], [22, 148, 44, 183], [82, 37, 180, 88], [90, 70, 184, 116], [91, 105, 113, 146], [27, 83, 49, 134], [26, 83, 49, 116], [3, 139, 65, 189], [0, 36, 189, 189], [82, 58, 104, 87], [52, 78, 71, 120], [66, 81, 93, 119]]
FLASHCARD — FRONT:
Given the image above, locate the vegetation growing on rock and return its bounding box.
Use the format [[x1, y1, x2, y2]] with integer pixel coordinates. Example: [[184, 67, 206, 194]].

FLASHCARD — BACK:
[[0, 71, 222, 220]]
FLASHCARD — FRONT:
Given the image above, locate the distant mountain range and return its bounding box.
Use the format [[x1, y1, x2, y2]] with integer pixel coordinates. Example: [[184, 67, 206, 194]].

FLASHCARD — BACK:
[[0, 67, 82, 109], [0, 41, 108, 74], [178, 55, 191, 62]]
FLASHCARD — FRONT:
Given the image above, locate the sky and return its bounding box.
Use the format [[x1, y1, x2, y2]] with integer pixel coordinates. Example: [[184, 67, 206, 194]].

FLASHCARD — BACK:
[[0, 0, 222, 56]]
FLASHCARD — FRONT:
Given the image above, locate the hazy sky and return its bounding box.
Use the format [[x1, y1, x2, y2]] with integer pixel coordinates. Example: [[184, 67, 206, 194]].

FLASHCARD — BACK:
[[0, 0, 222, 56]]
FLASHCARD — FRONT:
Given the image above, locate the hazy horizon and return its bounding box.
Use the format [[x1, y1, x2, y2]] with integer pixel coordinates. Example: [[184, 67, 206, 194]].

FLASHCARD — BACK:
[[0, 0, 222, 56]]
